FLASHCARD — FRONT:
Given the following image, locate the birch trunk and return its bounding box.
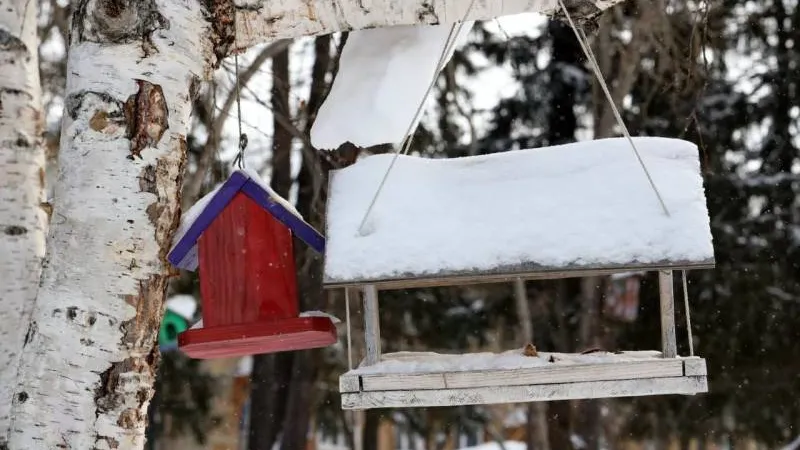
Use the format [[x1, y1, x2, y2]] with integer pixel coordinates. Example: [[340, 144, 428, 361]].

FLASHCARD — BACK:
[[6, 1, 211, 449], [0, 1, 47, 445]]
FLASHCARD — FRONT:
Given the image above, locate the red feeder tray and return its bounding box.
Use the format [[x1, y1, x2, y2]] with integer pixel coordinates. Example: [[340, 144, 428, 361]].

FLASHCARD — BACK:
[[168, 170, 336, 359]]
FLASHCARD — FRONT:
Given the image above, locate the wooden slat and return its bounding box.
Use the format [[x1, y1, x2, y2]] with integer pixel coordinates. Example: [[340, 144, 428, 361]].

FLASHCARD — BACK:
[[683, 357, 707, 376], [362, 285, 381, 366], [659, 271, 678, 358], [341, 376, 708, 410], [358, 359, 685, 392], [340, 374, 361, 393], [323, 260, 716, 291]]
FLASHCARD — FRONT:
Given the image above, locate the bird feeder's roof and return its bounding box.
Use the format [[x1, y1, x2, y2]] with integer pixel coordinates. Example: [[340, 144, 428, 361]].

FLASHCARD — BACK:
[[323, 137, 715, 290], [169, 169, 325, 271]]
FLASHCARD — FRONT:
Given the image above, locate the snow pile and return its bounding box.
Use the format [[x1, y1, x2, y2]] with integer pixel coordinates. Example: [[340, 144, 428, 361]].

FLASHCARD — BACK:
[[311, 22, 473, 149], [351, 349, 664, 375], [299, 310, 341, 324], [165, 294, 197, 320], [324, 137, 715, 283]]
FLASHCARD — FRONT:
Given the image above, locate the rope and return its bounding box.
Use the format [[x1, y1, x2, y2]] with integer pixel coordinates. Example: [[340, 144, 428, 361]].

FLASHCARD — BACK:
[[232, 48, 249, 169], [682, 270, 695, 356], [345, 288, 353, 370], [356, 0, 478, 235], [557, 0, 670, 217]]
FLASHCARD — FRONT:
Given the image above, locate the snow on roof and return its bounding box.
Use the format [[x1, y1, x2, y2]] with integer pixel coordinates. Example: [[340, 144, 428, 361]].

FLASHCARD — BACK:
[[168, 169, 324, 271], [323, 137, 715, 286], [310, 22, 472, 149]]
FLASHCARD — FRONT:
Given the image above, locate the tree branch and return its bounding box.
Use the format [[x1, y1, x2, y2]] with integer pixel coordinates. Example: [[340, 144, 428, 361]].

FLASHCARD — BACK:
[[233, 0, 625, 52]]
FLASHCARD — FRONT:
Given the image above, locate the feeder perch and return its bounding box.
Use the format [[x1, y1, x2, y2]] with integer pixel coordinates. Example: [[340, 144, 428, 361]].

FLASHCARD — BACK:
[[168, 169, 335, 359], [323, 137, 715, 410]]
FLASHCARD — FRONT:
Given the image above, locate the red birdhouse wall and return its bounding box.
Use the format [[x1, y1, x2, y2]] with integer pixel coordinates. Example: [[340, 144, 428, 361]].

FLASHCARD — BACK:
[[197, 192, 299, 328]]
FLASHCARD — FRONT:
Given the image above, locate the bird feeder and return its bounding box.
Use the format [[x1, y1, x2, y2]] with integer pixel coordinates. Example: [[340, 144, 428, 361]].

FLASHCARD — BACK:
[[168, 169, 336, 359], [322, 137, 714, 410]]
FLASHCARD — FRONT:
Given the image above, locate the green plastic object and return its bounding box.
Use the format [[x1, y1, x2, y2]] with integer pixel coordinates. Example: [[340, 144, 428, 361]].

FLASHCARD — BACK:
[[159, 310, 189, 348]]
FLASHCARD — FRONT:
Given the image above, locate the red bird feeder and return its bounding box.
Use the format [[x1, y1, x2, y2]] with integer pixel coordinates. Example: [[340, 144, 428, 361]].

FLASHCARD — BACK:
[[168, 169, 335, 359]]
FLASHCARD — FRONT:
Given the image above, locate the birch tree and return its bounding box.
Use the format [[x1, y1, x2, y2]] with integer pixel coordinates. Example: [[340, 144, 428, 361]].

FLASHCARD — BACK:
[[0, 0, 47, 445], [1, 1, 622, 449], [5, 1, 212, 448]]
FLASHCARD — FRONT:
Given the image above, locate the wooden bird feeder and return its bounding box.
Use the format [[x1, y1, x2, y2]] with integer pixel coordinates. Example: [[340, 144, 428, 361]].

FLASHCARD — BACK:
[[168, 169, 336, 359], [322, 137, 715, 410]]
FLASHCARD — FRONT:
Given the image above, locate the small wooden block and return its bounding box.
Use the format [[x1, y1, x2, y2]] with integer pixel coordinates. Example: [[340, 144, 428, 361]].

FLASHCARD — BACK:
[[340, 374, 361, 393], [362, 372, 447, 391], [178, 317, 337, 359], [341, 376, 708, 410], [683, 357, 707, 376]]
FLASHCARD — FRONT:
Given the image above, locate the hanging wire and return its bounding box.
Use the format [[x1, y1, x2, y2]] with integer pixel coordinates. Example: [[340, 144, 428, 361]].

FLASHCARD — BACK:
[[345, 288, 353, 370], [557, 0, 671, 217], [682, 270, 695, 356], [356, 0, 478, 235], [231, 46, 249, 169]]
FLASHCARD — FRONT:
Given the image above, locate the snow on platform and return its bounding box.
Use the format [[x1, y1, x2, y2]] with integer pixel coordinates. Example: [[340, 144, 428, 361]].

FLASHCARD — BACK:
[[310, 22, 472, 149], [350, 349, 665, 375], [323, 137, 715, 287], [459, 442, 526, 450]]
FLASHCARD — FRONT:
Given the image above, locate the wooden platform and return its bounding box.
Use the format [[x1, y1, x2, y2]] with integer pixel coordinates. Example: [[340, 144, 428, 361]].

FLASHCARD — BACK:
[[339, 351, 707, 409]]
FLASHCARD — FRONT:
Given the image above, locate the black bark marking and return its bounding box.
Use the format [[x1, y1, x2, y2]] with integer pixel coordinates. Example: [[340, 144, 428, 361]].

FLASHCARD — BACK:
[[66, 306, 78, 320], [23, 321, 36, 345], [75, 0, 169, 58], [416, 1, 438, 23], [0, 28, 26, 52], [15, 391, 29, 403], [4, 225, 27, 235], [64, 90, 123, 122]]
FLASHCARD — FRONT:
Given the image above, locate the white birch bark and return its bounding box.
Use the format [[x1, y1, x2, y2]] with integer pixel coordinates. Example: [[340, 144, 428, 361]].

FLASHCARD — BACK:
[[0, 1, 47, 445], [233, 0, 624, 50], [5, 1, 212, 449]]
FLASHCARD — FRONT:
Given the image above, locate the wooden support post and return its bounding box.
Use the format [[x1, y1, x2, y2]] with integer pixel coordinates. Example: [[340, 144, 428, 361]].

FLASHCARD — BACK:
[[362, 284, 381, 366], [658, 270, 678, 358]]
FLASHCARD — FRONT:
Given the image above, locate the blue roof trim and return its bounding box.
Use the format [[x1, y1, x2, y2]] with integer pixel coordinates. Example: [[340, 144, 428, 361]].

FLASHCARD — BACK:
[[167, 170, 326, 271], [168, 171, 249, 270], [240, 181, 325, 254]]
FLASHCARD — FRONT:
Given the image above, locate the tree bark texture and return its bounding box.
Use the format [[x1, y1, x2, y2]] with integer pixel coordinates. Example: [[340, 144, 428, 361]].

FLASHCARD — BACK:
[[232, 0, 625, 51], [0, 0, 47, 445], [6, 1, 211, 449]]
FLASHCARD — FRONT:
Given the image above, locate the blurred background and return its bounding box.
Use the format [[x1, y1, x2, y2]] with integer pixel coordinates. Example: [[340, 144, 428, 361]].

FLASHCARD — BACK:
[[36, 0, 800, 449]]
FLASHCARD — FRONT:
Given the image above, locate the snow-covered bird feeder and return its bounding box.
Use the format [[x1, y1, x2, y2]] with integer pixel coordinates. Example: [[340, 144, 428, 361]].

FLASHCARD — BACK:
[[323, 137, 715, 410], [168, 169, 336, 359]]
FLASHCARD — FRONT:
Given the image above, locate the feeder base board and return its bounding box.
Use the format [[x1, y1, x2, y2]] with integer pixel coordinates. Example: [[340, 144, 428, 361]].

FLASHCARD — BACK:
[[178, 317, 336, 359], [339, 351, 707, 409]]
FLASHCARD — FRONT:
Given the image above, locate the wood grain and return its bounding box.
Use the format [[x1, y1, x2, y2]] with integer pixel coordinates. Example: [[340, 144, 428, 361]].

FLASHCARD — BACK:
[[358, 359, 686, 391], [323, 260, 715, 291], [341, 376, 708, 409], [659, 270, 678, 358]]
